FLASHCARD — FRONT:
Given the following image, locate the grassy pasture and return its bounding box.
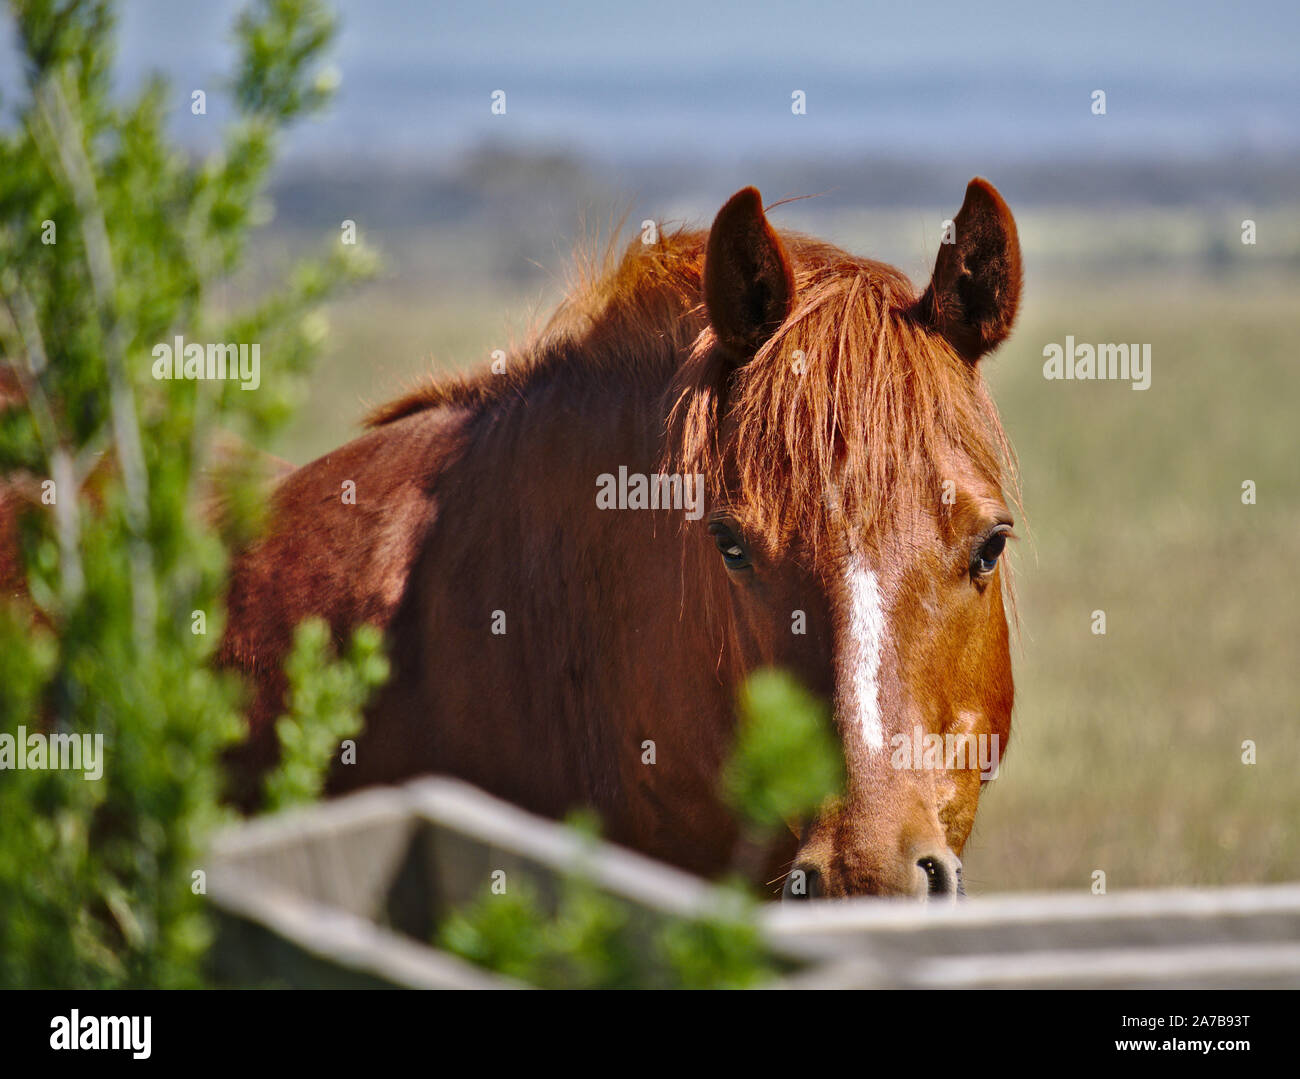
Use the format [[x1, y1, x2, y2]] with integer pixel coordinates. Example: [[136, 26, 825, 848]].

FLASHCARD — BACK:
[[972, 270, 1300, 892]]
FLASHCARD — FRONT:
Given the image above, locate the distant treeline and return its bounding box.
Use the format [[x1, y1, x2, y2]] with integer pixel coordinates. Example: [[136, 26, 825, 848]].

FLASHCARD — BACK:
[[268, 144, 1300, 234]]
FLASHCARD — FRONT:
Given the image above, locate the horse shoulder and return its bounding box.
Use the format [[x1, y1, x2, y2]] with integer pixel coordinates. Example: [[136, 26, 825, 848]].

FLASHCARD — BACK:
[[219, 405, 469, 805]]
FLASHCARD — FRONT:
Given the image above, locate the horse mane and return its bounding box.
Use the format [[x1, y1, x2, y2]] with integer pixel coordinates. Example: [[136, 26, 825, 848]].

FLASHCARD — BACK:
[[363, 225, 711, 427], [366, 223, 1018, 558]]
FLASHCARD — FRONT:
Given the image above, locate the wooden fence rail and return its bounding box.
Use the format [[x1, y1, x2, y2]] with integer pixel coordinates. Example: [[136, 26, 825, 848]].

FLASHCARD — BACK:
[[207, 778, 1300, 989]]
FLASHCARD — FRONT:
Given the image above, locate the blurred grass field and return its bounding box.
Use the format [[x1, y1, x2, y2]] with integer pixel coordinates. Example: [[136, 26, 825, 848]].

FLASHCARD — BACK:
[[261, 205, 1300, 895], [972, 269, 1300, 893]]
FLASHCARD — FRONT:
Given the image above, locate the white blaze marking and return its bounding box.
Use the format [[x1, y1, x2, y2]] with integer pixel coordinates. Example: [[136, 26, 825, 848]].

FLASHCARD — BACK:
[[845, 555, 887, 752]]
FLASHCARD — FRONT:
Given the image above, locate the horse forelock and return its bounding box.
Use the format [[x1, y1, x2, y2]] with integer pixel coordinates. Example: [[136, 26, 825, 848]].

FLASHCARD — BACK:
[[664, 238, 1019, 564]]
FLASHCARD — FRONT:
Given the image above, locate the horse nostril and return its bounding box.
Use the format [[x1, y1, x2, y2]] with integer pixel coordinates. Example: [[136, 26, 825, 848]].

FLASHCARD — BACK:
[[916, 852, 963, 899], [782, 863, 823, 901]]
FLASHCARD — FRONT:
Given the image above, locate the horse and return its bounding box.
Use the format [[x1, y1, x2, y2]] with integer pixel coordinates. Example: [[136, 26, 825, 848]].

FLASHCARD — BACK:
[[220, 179, 1024, 899]]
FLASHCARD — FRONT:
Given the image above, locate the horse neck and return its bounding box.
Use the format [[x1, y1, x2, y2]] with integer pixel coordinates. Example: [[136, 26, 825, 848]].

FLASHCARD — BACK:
[[414, 337, 737, 725]]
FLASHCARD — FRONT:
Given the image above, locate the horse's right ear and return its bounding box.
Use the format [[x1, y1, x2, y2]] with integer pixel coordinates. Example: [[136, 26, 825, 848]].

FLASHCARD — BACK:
[[919, 178, 1022, 363], [704, 187, 795, 361]]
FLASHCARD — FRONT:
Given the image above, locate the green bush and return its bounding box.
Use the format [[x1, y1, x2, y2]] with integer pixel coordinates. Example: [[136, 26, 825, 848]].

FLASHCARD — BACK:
[[0, 0, 379, 988], [722, 667, 845, 836], [263, 618, 388, 813], [438, 875, 775, 990]]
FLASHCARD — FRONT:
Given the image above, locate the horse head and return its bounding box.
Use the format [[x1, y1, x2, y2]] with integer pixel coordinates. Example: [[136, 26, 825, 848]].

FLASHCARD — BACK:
[[672, 181, 1022, 898]]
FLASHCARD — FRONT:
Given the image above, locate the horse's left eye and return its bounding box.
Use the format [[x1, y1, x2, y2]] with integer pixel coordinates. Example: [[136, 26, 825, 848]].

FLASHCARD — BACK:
[[708, 523, 750, 570], [972, 526, 1011, 578]]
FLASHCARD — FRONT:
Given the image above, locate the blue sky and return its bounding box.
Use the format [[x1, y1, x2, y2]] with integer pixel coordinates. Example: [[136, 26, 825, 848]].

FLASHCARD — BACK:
[[3, 0, 1297, 162]]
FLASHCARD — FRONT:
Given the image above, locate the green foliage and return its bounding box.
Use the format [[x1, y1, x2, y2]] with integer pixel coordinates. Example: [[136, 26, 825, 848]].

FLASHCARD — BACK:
[[262, 619, 388, 812], [722, 667, 845, 836], [437, 877, 643, 990], [0, 0, 377, 987], [438, 881, 553, 985], [655, 903, 775, 990], [438, 875, 774, 990]]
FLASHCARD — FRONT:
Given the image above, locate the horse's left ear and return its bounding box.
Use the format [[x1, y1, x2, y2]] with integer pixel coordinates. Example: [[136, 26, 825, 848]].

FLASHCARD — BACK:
[[919, 178, 1022, 363], [704, 187, 796, 361]]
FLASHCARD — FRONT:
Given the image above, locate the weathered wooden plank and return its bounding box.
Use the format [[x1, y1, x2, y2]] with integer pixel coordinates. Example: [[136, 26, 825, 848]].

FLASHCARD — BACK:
[[762, 883, 1300, 963], [209, 778, 1300, 989]]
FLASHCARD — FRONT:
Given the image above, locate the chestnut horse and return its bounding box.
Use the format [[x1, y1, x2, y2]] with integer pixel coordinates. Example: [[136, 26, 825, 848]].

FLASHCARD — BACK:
[[221, 179, 1023, 899]]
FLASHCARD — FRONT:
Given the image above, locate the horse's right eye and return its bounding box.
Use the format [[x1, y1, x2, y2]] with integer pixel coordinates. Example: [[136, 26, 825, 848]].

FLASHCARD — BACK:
[[971, 523, 1013, 580], [708, 523, 750, 570]]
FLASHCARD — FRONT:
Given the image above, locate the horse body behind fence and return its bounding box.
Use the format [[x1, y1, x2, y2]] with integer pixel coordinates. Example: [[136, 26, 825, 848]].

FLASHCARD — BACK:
[[221, 180, 1024, 898]]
